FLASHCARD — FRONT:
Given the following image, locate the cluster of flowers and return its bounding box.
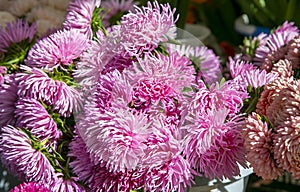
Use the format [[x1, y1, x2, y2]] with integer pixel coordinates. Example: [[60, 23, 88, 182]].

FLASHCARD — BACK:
[[0, 0, 295, 191], [239, 21, 300, 180]]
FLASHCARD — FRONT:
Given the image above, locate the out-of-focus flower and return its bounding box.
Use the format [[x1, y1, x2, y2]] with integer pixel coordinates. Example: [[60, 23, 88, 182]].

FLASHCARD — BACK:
[[170, 44, 221, 85], [25, 28, 88, 71], [243, 113, 282, 180], [9, 0, 38, 17], [100, 0, 138, 27], [0, 125, 56, 186], [0, 19, 36, 53], [120, 1, 177, 56], [63, 0, 101, 37], [10, 182, 49, 192], [0, 11, 16, 28], [15, 97, 62, 145], [27, 6, 66, 27]]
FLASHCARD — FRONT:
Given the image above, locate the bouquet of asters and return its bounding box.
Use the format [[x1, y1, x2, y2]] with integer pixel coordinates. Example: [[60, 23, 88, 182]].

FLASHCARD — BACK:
[[0, 0, 291, 191]]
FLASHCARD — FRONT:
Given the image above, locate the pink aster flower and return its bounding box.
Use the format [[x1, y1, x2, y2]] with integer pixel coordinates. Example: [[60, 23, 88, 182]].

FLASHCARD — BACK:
[[50, 177, 86, 192], [143, 137, 194, 192], [189, 80, 246, 117], [0, 19, 36, 53], [243, 113, 282, 180], [63, 0, 101, 37], [83, 106, 151, 172], [271, 59, 293, 78], [10, 182, 49, 192], [286, 35, 300, 69], [120, 1, 178, 56], [125, 51, 195, 95], [255, 76, 292, 116], [183, 109, 246, 179], [15, 97, 62, 145], [244, 69, 277, 89], [25, 28, 88, 71], [266, 79, 300, 127], [169, 44, 222, 85], [254, 21, 299, 71], [0, 125, 56, 186], [18, 66, 83, 117], [0, 74, 19, 127], [227, 58, 256, 79], [100, 0, 138, 27], [273, 121, 300, 179]]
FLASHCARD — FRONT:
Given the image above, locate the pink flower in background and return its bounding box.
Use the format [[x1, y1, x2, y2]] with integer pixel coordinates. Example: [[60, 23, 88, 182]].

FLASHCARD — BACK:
[[25, 28, 88, 71], [228, 58, 256, 79], [243, 113, 282, 180], [10, 182, 49, 192], [168, 43, 222, 85], [63, 0, 101, 37], [0, 19, 36, 53], [15, 97, 62, 145], [0, 125, 56, 187], [120, 1, 177, 56], [100, 0, 138, 27]]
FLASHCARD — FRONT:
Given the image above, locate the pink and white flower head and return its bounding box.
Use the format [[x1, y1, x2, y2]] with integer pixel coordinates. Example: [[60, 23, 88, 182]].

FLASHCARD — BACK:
[[227, 58, 256, 79], [254, 21, 299, 71], [244, 69, 277, 89], [15, 97, 62, 145], [273, 120, 300, 179], [0, 19, 36, 53], [25, 28, 88, 71], [120, 1, 178, 56], [50, 177, 86, 192], [183, 108, 246, 179], [189, 80, 247, 117], [63, 0, 101, 37], [286, 35, 300, 69], [100, 0, 138, 27], [18, 66, 83, 117], [243, 113, 282, 180], [10, 182, 49, 192], [0, 74, 19, 127], [0, 125, 56, 187], [125, 51, 194, 95], [169, 44, 222, 85]]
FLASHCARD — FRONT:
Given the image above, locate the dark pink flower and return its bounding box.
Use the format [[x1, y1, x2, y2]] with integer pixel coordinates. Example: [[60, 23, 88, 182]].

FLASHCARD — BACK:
[[10, 182, 49, 192]]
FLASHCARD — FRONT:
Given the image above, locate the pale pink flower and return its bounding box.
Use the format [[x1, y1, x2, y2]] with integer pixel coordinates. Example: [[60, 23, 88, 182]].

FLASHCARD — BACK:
[[50, 177, 86, 192], [244, 69, 277, 89], [120, 1, 177, 56], [243, 113, 282, 180], [286, 35, 300, 69], [63, 0, 101, 37], [25, 28, 88, 71], [271, 59, 293, 78]]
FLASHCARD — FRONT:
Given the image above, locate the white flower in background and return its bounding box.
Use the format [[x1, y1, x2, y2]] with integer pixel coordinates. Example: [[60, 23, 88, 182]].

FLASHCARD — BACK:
[[0, 11, 16, 28], [9, 0, 38, 17]]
